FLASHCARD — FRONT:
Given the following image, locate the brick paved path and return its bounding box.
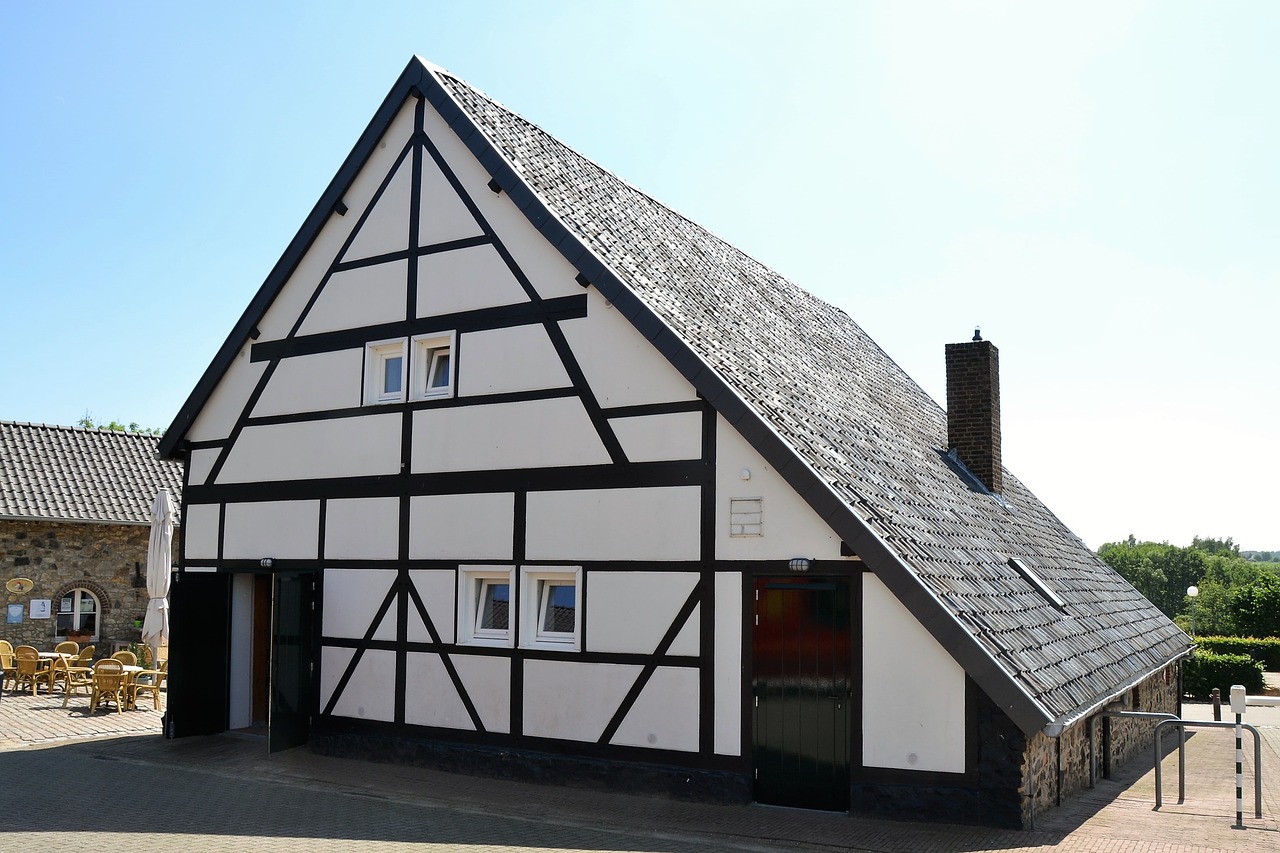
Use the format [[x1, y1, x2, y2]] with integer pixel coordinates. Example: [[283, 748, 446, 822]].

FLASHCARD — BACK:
[[2, 686, 1278, 852]]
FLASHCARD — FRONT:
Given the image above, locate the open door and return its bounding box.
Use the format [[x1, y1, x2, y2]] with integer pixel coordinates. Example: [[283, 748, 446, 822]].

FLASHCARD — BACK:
[[752, 576, 852, 811], [166, 571, 231, 737], [268, 571, 317, 753]]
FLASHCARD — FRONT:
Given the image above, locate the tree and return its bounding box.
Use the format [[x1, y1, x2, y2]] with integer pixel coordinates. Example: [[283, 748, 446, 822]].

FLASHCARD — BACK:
[[1192, 536, 1240, 557], [76, 411, 164, 436], [1097, 538, 1206, 619], [1230, 573, 1280, 638]]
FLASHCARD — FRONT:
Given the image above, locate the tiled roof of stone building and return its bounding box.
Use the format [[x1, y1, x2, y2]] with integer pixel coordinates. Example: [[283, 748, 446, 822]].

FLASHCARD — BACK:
[[0, 421, 182, 525], [159, 58, 1191, 735]]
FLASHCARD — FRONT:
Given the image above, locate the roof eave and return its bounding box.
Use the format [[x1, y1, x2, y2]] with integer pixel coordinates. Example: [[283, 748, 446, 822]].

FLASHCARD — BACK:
[[424, 70, 1058, 737]]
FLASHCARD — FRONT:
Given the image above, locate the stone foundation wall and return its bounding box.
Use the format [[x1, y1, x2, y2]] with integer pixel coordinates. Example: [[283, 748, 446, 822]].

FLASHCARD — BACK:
[[0, 519, 174, 651], [1021, 662, 1181, 825]]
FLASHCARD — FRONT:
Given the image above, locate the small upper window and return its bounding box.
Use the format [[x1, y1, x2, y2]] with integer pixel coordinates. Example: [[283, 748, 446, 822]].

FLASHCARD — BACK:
[[412, 332, 456, 400], [520, 567, 581, 651], [365, 338, 407, 405]]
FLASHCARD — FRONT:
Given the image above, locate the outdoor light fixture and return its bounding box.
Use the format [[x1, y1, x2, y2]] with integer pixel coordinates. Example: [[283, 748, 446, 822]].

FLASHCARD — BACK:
[[260, 558, 275, 569], [789, 557, 812, 573]]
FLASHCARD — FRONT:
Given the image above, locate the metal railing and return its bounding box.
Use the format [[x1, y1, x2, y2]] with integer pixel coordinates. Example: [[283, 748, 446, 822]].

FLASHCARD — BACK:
[[1152, 718, 1262, 819]]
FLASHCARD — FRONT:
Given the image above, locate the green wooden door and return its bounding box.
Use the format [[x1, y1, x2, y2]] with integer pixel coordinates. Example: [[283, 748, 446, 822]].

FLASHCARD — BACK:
[[752, 576, 852, 810], [268, 571, 316, 753]]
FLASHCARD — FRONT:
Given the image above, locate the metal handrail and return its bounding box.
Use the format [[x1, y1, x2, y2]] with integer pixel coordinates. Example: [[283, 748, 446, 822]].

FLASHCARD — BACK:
[[1153, 719, 1262, 818]]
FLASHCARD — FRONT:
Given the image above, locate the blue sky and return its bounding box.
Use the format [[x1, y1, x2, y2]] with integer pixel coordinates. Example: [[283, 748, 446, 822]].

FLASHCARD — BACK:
[[2, 1, 1275, 550]]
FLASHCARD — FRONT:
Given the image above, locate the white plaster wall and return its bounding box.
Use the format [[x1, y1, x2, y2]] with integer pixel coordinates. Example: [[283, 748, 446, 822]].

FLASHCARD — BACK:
[[417, 244, 530, 317], [452, 654, 511, 733], [457, 325, 571, 397], [222, 500, 319, 560], [609, 411, 703, 462], [714, 571, 743, 756], [715, 417, 845, 560], [526, 487, 701, 562], [255, 100, 415, 341], [323, 569, 398, 641], [321, 647, 396, 722], [559, 290, 700, 409], [670, 605, 700, 656], [227, 573, 254, 730], [862, 574, 966, 773], [421, 107, 581, 302], [409, 493, 514, 560], [523, 660, 639, 742], [185, 346, 267, 443], [610, 667, 699, 752], [297, 261, 408, 336], [255, 214, 357, 341], [252, 349, 363, 419], [342, 146, 412, 262], [187, 448, 219, 488], [585, 572, 699, 655], [217, 414, 402, 483], [418, 153, 485, 246], [407, 569, 457, 643], [405, 652, 474, 730], [325, 497, 401, 561], [412, 398, 609, 473], [183, 503, 220, 559]]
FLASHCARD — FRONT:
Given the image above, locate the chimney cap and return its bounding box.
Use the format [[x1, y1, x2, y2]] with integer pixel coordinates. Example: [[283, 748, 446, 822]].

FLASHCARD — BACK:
[[972, 326, 982, 342]]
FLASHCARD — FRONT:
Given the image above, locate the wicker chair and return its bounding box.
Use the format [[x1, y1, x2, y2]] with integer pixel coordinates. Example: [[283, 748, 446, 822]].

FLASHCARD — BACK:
[[111, 650, 138, 667], [60, 657, 95, 708], [89, 659, 127, 714], [73, 645, 96, 669], [129, 660, 168, 711], [13, 646, 54, 696], [0, 640, 15, 692], [54, 641, 80, 657]]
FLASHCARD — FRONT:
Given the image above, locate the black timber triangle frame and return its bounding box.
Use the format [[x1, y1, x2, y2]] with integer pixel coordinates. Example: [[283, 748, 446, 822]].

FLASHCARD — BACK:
[[160, 56, 1056, 736]]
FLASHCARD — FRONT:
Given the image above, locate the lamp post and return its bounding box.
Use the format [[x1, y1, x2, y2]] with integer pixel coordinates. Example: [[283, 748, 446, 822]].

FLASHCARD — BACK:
[[1187, 585, 1199, 636]]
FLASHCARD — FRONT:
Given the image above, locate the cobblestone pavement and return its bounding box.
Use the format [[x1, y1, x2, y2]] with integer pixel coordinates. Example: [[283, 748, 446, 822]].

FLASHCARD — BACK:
[[2, 685, 1279, 852]]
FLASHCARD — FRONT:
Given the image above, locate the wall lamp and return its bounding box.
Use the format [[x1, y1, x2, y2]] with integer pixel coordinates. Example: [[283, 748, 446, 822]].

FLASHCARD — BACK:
[[260, 558, 275, 569], [788, 557, 812, 573]]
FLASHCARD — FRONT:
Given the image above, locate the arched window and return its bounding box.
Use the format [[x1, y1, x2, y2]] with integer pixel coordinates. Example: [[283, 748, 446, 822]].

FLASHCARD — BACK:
[[56, 588, 100, 642]]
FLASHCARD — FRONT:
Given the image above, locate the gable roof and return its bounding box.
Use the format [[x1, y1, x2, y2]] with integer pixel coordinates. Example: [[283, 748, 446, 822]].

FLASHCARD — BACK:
[[161, 57, 1191, 736], [1, 421, 182, 526]]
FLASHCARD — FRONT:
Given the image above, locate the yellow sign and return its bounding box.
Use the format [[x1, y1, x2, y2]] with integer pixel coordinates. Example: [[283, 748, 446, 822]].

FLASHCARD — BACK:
[[5, 577, 34, 594]]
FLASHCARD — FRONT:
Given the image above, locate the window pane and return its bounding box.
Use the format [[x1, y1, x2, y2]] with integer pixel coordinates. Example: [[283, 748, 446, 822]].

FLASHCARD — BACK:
[[78, 593, 96, 614], [383, 355, 403, 394], [479, 582, 509, 631], [541, 583, 576, 633], [429, 351, 450, 388]]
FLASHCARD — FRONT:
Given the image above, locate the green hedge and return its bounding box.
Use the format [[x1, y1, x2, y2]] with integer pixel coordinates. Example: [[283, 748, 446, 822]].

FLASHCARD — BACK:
[[1182, 651, 1265, 700], [1194, 636, 1280, 670]]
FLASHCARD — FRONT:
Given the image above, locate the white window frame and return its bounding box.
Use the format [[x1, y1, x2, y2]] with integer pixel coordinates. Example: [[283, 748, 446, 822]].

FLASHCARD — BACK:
[[364, 337, 408, 405], [457, 566, 514, 648], [56, 588, 100, 642], [411, 331, 456, 401], [519, 566, 581, 651]]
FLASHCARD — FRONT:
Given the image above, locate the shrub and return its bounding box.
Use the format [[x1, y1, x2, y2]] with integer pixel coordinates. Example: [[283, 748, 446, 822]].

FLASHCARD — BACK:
[[1194, 636, 1280, 671], [1182, 651, 1265, 699]]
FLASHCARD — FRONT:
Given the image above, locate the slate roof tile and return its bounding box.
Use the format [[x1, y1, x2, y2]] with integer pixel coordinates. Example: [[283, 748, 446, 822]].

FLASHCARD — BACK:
[[0, 422, 183, 525], [434, 70, 1192, 726]]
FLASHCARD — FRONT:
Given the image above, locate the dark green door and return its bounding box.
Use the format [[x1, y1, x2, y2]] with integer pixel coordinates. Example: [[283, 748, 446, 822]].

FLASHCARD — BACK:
[[269, 572, 316, 753], [752, 576, 852, 810], [166, 570, 231, 737]]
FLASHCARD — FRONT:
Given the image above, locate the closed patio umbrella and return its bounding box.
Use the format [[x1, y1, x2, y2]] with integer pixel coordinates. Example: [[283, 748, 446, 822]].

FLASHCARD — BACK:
[[141, 488, 174, 668]]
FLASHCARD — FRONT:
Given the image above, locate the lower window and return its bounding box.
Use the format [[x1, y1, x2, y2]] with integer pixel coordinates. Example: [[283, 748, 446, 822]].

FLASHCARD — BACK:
[[520, 567, 581, 651], [56, 588, 100, 641], [458, 567, 514, 647]]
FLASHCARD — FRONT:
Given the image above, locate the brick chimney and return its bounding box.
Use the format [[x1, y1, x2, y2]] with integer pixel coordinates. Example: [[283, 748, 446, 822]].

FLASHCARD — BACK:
[[945, 336, 1002, 494]]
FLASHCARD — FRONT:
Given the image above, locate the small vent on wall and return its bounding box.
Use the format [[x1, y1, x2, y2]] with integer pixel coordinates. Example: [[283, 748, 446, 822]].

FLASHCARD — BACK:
[[730, 498, 763, 537], [1008, 557, 1068, 613]]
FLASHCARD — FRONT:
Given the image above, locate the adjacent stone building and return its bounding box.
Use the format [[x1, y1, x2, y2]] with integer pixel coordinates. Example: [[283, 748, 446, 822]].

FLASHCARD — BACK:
[[1, 421, 182, 652]]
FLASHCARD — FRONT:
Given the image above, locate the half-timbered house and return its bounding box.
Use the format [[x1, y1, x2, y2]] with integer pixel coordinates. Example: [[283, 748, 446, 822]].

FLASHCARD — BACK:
[[159, 57, 1192, 827]]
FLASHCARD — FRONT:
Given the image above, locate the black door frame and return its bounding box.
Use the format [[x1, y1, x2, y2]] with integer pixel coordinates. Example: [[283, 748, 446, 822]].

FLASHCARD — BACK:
[[748, 568, 857, 811]]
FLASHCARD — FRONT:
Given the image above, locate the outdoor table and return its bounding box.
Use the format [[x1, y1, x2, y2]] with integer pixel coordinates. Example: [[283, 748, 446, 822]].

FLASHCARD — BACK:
[[120, 665, 144, 708]]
